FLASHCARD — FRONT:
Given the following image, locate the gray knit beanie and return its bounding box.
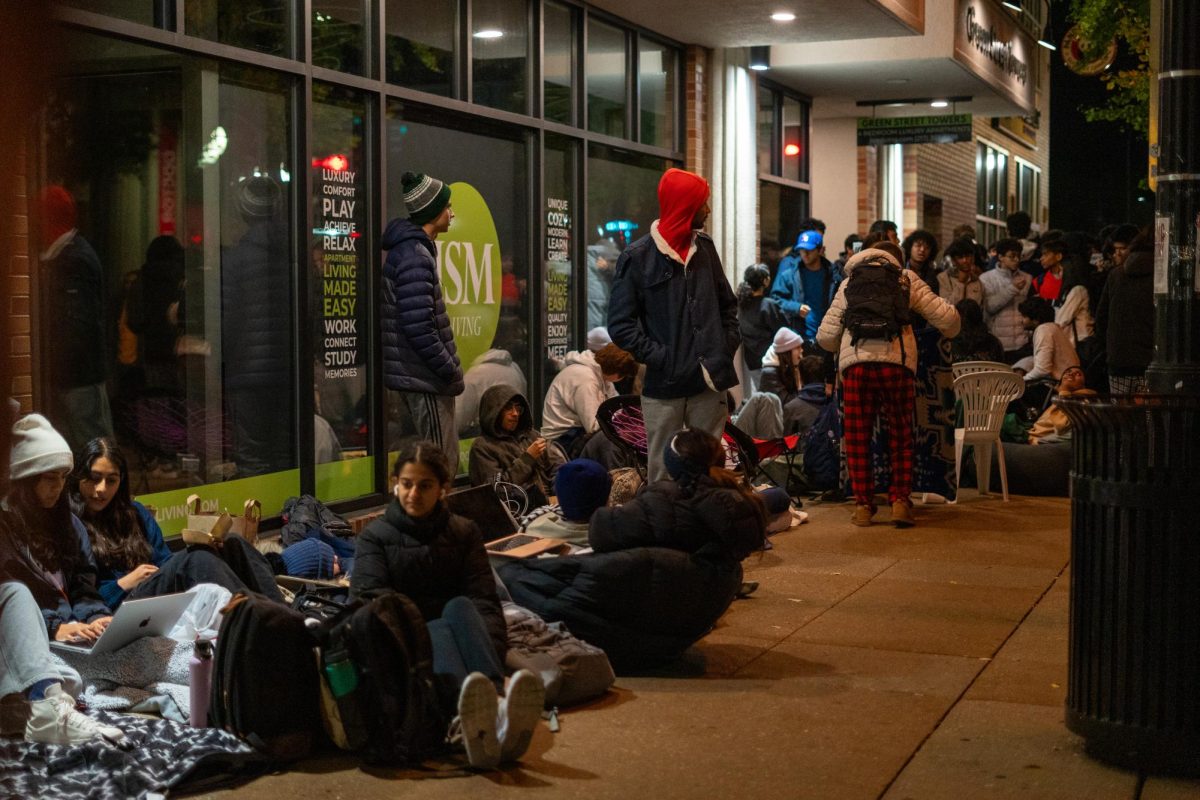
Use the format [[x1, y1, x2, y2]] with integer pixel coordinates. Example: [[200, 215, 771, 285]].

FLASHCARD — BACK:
[[401, 171, 451, 225], [10, 414, 73, 481]]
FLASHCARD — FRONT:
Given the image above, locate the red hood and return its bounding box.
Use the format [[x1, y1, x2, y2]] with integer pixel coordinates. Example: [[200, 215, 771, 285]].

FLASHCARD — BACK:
[[39, 185, 77, 249], [656, 168, 709, 262]]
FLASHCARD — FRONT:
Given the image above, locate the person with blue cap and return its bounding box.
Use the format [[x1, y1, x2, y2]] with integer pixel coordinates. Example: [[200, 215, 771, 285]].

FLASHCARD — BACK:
[[770, 229, 839, 340]]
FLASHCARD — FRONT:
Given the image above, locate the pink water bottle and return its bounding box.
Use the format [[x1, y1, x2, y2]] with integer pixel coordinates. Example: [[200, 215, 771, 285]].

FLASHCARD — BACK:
[[189, 638, 214, 727]]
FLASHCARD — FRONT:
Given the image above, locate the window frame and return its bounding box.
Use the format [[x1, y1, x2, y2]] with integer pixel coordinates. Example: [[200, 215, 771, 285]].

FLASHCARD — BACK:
[[975, 137, 1011, 247]]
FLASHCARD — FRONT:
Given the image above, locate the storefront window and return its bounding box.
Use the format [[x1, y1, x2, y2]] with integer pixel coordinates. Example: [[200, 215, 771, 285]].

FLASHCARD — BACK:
[[585, 144, 672, 331], [638, 37, 674, 149], [61, 0, 159, 26], [385, 102, 531, 452], [385, 0, 456, 97], [587, 19, 626, 138], [543, 134, 577, 380], [759, 181, 810, 274], [543, 1, 575, 124], [757, 85, 775, 176], [472, 0, 529, 114], [43, 32, 298, 534], [757, 83, 810, 185], [186, 0, 293, 58], [312, 83, 372, 501], [312, 0, 368, 76], [976, 140, 1010, 246]]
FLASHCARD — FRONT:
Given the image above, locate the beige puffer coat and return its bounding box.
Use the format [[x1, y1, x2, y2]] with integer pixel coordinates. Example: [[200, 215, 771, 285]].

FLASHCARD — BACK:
[[816, 249, 961, 376]]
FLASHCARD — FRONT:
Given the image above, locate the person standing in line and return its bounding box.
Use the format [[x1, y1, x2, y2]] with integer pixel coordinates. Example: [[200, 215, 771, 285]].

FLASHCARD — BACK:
[[980, 238, 1033, 363], [608, 168, 739, 484], [770, 230, 837, 340], [381, 172, 464, 474], [37, 186, 113, 453]]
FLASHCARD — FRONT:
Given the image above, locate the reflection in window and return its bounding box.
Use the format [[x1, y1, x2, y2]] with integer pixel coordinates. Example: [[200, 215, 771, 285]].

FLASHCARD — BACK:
[[757, 85, 775, 176], [313, 0, 367, 75], [781, 96, 805, 183], [759, 181, 810, 275], [638, 37, 674, 149], [472, 0, 528, 114], [385, 0, 456, 96], [43, 32, 298, 524], [312, 83, 372, 500], [585, 144, 672, 330], [385, 102, 530, 447], [543, 2, 575, 124], [186, 0, 292, 58], [587, 20, 626, 138]]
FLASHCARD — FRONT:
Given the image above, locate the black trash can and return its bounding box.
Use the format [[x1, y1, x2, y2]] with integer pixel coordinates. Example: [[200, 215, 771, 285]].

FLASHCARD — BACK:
[[1058, 395, 1200, 775]]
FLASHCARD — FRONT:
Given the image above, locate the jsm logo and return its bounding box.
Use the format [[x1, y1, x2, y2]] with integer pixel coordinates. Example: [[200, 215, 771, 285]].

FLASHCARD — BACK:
[[435, 240, 497, 306]]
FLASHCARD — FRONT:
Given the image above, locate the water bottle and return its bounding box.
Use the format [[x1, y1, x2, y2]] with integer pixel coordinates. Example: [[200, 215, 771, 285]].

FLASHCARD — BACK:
[[190, 638, 214, 728]]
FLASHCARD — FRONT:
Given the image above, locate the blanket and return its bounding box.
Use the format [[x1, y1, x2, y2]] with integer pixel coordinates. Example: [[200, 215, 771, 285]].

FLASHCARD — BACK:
[[0, 709, 262, 799]]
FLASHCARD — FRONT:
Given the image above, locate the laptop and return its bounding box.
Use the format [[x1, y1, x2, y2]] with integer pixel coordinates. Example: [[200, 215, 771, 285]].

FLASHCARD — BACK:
[[50, 592, 194, 656], [444, 485, 570, 559]]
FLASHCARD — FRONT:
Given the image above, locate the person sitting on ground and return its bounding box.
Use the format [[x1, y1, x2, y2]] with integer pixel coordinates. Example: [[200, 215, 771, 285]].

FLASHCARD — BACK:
[[979, 238, 1033, 362], [455, 349, 528, 438], [352, 442, 544, 769], [540, 343, 638, 457], [520, 459, 612, 547], [758, 327, 805, 401], [69, 437, 283, 610], [1014, 296, 1079, 383], [0, 579, 127, 745], [0, 414, 112, 647], [783, 355, 830, 436], [950, 299, 1005, 364], [939, 237, 986, 306], [737, 264, 788, 392], [589, 428, 769, 561], [1027, 365, 1096, 445], [469, 385, 566, 509]]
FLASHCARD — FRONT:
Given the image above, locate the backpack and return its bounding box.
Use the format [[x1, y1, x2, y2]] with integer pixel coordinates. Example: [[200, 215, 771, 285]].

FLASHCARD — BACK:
[[314, 592, 448, 766], [841, 256, 910, 345], [502, 602, 615, 708], [802, 399, 841, 491], [208, 593, 325, 761]]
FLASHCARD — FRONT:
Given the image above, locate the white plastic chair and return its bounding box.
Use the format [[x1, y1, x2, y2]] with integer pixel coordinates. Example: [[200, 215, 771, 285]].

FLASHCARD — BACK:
[[952, 360, 1013, 381], [952, 370, 1025, 501]]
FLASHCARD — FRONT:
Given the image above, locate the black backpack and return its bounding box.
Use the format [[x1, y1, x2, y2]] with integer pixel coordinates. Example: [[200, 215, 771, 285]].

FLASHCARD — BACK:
[[315, 591, 449, 766], [842, 255, 911, 345], [801, 399, 841, 491], [208, 593, 325, 761]]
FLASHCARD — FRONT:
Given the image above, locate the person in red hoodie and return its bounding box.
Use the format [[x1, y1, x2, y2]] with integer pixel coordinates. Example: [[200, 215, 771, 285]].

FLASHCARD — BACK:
[[607, 169, 739, 483]]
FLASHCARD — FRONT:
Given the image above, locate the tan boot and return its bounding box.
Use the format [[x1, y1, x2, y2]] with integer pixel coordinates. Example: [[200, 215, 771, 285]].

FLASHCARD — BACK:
[[851, 505, 875, 527], [891, 500, 915, 528]]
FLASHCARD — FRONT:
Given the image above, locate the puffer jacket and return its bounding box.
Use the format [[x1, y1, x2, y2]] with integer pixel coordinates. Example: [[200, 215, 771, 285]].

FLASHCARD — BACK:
[[738, 294, 788, 370], [456, 349, 528, 434], [468, 385, 564, 499], [497, 545, 742, 671], [936, 270, 985, 306], [1096, 249, 1154, 375], [222, 221, 292, 389], [588, 477, 765, 562], [380, 218, 463, 396], [351, 499, 506, 660], [541, 350, 615, 441], [979, 266, 1031, 351], [817, 249, 961, 375]]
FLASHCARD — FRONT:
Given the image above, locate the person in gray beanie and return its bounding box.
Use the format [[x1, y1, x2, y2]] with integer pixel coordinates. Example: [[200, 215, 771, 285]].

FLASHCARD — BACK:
[[381, 171, 464, 473]]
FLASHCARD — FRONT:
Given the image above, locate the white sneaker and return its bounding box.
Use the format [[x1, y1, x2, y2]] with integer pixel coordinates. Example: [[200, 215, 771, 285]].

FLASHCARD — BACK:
[[497, 669, 544, 763], [25, 684, 127, 746], [456, 672, 499, 769]]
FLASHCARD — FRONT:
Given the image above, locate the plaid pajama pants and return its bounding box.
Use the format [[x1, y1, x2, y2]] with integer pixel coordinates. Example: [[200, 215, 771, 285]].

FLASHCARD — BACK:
[[842, 362, 915, 507]]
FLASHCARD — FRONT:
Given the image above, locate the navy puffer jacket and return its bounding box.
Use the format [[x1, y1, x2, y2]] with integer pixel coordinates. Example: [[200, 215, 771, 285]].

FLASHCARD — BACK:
[[221, 221, 292, 389], [380, 218, 464, 396]]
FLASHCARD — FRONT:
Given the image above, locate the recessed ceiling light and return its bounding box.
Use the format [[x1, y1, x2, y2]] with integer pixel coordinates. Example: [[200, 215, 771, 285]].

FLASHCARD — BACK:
[[931, 99, 949, 108], [771, 12, 796, 21], [474, 29, 504, 39]]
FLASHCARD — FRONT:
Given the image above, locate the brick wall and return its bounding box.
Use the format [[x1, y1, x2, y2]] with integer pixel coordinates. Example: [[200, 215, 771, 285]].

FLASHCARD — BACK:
[[857, 145, 878, 235], [8, 138, 32, 412], [684, 45, 710, 178], [911, 136, 976, 248]]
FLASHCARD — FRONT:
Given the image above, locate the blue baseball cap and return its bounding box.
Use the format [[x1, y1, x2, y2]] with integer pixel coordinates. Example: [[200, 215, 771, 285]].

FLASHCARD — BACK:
[[795, 230, 823, 250]]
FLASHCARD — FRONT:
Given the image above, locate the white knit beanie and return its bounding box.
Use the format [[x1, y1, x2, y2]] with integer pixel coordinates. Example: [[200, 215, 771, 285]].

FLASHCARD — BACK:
[[10, 414, 73, 481], [586, 327, 612, 352], [772, 327, 805, 354]]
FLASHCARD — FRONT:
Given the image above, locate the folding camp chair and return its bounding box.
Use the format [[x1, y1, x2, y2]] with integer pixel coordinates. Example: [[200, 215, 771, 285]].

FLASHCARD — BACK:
[[596, 394, 648, 480], [723, 420, 806, 501]]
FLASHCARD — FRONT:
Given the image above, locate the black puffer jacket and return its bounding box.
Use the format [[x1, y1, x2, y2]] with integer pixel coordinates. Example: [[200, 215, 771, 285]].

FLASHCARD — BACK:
[[351, 499, 506, 660], [738, 295, 787, 370], [467, 385, 563, 502], [497, 545, 742, 671], [221, 221, 292, 389], [1096, 249, 1154, 376], [380, 218, 464, 396], [588, 477, 764, 561]]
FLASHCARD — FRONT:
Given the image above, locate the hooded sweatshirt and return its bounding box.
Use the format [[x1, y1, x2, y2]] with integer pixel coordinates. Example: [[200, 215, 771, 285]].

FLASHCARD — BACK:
[[655, 168, 710, 263], [541, 349, 615, 441], [456, 349, 528, 434], [468, 385, 564, 504]]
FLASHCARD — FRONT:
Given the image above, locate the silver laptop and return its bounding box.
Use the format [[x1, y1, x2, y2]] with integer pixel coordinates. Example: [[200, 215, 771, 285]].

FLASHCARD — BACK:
[[51, 592, 193, 656]]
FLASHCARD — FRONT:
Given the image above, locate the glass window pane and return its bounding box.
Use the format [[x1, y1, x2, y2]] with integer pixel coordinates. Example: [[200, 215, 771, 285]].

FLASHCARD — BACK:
[[186, 0, 292, 58], [995, 152, 1008, 218], [781, 96, 804, 183], [638, 37, 674, 149], [61, 0, 158, 26], [43, 32, 298, 534], [759, 181, 810, 276], [976, 143, 987, 217], [312, 83, 372, 501], [472, 0, 529, 114], [543, 134, 577, 383], [757, 86, 775, 176], [587, 20, 626, 138], [313, 0, 367, 75], [386, 0, 456, 97], [386, 102, 530, 453], [543, 1, 574, 124], [585, 144, 672, 330]]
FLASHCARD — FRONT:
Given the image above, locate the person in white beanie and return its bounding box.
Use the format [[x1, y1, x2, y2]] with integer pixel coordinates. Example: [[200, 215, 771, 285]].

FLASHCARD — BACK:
[[0, 414, 127, 745], [758, 327, 805, 402], [586, 327, 612, 352]]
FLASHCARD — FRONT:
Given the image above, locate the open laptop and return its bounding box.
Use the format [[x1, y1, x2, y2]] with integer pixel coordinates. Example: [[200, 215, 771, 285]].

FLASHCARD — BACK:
[[50, 592, 193, 656], [445, 485, 570, 559]]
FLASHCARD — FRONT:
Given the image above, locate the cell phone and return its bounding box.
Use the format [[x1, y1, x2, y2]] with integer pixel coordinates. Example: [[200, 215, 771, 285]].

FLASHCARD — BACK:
[[851, 241, 863, 253]]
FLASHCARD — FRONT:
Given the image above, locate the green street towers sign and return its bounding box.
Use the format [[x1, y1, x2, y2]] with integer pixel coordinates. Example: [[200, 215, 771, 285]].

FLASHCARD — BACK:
[[435, 181, 502, 371], [856, 115, 973, 146]]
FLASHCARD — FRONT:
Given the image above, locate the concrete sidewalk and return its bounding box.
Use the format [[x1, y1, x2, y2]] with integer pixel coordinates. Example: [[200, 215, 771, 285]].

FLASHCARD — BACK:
[[203, 494, 1200, 800]]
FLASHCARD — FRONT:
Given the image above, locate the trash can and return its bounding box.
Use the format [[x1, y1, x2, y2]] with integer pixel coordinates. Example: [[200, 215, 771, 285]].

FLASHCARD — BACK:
[[1057, 395, 1200, 775]]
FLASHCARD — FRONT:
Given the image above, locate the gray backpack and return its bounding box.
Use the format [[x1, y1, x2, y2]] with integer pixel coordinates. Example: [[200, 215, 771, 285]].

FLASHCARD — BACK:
[[502, 602, 615, 708]]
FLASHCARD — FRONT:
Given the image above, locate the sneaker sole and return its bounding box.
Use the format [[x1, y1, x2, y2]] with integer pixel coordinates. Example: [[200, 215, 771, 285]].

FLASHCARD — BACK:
[[499, 671, 545, 763], [457, 674, 500, 770]]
